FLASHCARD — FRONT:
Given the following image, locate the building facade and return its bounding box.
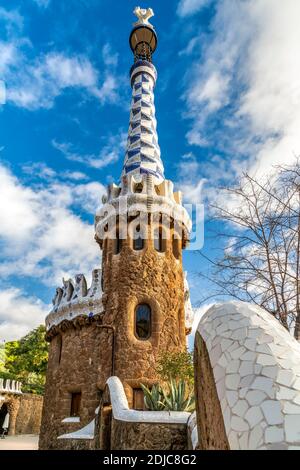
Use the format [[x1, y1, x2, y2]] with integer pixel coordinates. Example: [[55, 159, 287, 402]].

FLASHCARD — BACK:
[[39, 8, 192, 450]]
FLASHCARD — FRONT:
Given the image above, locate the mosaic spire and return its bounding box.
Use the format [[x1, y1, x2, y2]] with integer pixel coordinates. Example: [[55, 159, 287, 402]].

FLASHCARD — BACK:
[[121, 7, 164, 184]]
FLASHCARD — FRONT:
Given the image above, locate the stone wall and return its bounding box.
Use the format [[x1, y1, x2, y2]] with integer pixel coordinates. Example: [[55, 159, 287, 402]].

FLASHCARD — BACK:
[[99, 377, 189, 450], [39, 228, 188, 449], [39, 322, 110, 450], [111, 419, 187, 450], [15, 394, 43, 435], [195, 301, 300, 450], [1, 393, 43, 436]]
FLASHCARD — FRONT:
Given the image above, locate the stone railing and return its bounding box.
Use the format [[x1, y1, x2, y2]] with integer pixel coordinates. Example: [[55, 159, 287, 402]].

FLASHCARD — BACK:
[[0, 378, 22, 394], [106, 376, 190, 425], [105, 377, 189, 450], [57, 376, 190, 450]]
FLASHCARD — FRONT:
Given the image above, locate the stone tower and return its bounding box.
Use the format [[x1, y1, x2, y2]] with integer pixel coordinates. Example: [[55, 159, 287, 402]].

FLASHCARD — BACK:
[[95, 9, 192, 404], [39, 8, 192, 450]]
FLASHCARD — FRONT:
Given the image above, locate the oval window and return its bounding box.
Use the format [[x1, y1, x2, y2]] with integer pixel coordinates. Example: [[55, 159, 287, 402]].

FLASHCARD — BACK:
[[135, 304, 151, 340]]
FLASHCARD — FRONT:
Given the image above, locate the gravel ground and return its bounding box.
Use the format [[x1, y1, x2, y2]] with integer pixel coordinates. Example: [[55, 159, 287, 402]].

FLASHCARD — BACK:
[[0, 434, 39, 450]]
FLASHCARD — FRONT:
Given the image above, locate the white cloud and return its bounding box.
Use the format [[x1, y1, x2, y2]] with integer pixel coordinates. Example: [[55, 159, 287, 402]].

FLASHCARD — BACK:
[[22, 162, 57, 180], [187, 302, 213, 350], [0, 7, 120, 110], [52, 131, 127, 170], [182, 0, 300, 180], [0, 164, 39, 243], [177, 0, 212, 17], [6, 52, 100, 110], [0, 7, 23, 33], [63, 171, 89, 181], [33, 0, 51, 7], [45, 53, 97, 88], [92, 74, 119, 105], [0, 163, 103, 285], [73, 182, 105, 213], [0, 288, 49, 342], [176, 153, 206, 204], [102, 43, 119, 68], [180, 179, 205, 205], [0, 42, 17, 74]]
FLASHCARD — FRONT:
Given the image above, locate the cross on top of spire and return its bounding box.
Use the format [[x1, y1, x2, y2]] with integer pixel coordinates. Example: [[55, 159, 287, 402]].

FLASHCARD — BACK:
[[133, 6, 154, 26]]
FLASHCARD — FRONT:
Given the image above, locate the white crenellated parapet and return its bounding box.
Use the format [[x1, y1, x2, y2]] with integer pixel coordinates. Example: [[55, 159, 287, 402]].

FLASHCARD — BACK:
[[46, 268, 103, 332], [95, 173, 192, 244], [0, 378, 22, 394], [196, 301, 300, 450]]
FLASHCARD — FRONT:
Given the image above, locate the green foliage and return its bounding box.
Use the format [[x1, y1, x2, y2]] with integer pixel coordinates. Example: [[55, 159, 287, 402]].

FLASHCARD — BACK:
[[161, 379, 195, 412], [141, 350, 195, 412], [3, 325, 48, 395], [141, 379, 195, 412], [140, 383, 165, 411], [156, 350, 194, 387], [0, 343, 6, 373]]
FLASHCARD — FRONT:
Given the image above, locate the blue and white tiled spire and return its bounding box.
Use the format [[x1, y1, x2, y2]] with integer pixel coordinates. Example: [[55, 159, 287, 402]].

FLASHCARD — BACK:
[[122, 61, 164, 184], [122, 16, 165, 185]]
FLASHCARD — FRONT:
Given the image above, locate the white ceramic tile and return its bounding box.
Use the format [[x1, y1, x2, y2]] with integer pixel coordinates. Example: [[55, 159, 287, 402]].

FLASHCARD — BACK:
[[246, 390, 267, 406], [261, 401, 283, 425], [239, 361, 254, 377], [244, 406, 263, 428], [231, 416, 249, 432], [232, 400, 249, 417]]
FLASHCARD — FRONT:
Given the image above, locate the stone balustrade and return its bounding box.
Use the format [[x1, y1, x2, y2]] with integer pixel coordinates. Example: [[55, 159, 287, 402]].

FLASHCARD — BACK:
[[0, 378, 22, 394]]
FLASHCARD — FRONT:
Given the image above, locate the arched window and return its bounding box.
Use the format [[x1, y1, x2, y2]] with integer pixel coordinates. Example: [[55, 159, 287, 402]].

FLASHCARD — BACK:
[[134, 183, 143, 193], [135, 304, 151, 340], [154, 227, 165, 253], [133, 226, 144, 251]]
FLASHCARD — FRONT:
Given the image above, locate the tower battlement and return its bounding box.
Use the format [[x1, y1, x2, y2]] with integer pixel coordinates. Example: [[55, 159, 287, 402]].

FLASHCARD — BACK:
[[95, 173, 191, 248], [45, 268, 103, 338]]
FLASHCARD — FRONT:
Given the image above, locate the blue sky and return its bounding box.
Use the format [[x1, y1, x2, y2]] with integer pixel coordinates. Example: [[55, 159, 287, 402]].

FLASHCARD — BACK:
[[0, 0, 300, 341]]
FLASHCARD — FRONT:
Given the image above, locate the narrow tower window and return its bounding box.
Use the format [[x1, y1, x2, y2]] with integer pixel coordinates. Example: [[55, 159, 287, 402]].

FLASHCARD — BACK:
[[135, 304, 151, 340], [154, 227, 165, 253], [172, 235, 181, 259], [70, 392, 81, 417], [56, 334, 62, 365], [114, 230, 122, 255], [133, 226, 144, 251]]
